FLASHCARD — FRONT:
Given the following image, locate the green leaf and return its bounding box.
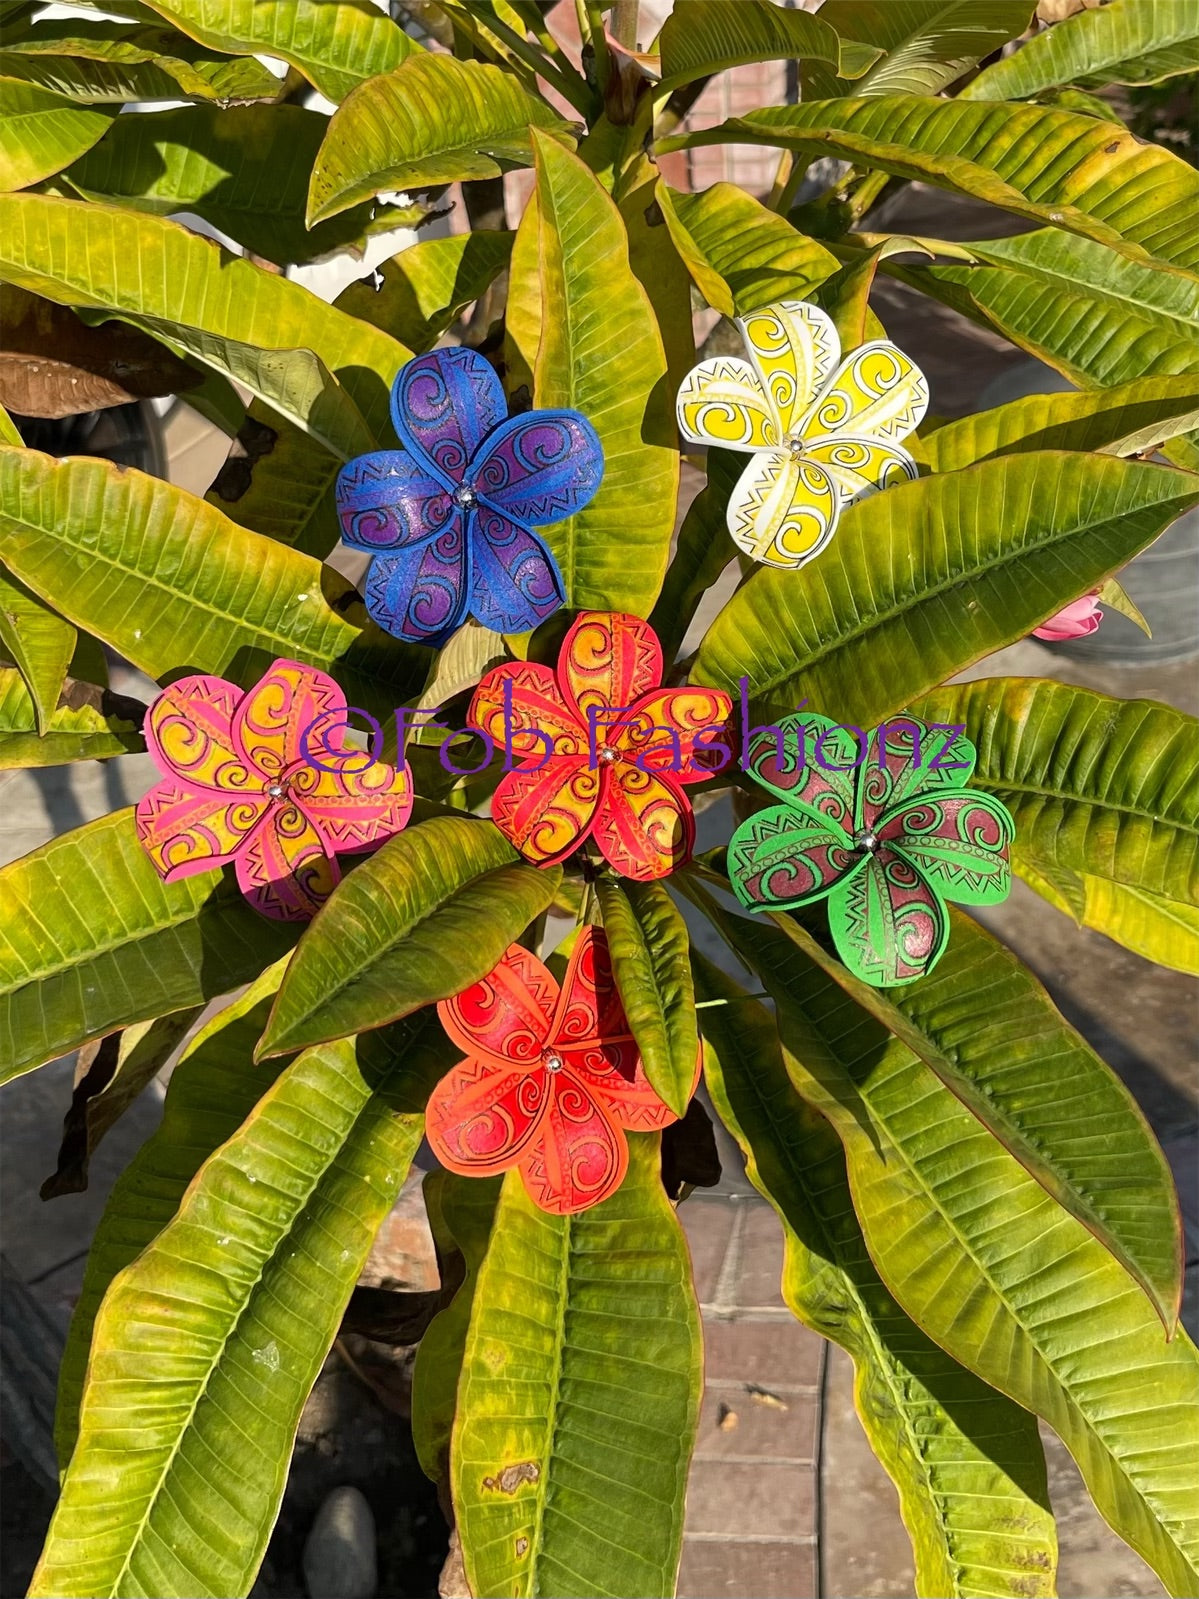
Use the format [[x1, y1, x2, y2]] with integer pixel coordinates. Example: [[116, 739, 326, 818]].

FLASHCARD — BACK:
[[0, 19, 281, 102], [648, 447, 740, 665], [0, 668, 142, 767], [40, 1006, 201, 1200], [0, 447, 430, 713], [695, 876, 1182, 1328], [507, 131, 677, 614], [811, 239, 919, 349], [695, 953, 1057, 1599], [923, 374, 1199, 472], [965, 0, 1199, 97], [655, 0, 868, 94], [31, 1010, 450, 1599], [452, 1134, 702, 1599], [0, 809, 297, 1084], [0, 79, 115, 192], [661, 95, 1199, 275], [1097, 575, 1152, 636], [1018, 858, 1199, 977], [206, 408, 342, 558], [594, 876, 697, 1117], [411, 1171, 500, 1489], [61, 106, 419, 268], [54, 963, 289, 1467], [0, 402, 21, 446], [657, 180, 840, 318], [803, 1, 1034, 98], [335, 230, 514, 354], [889, 229, 1199, 469], [307, 53, 572, 227], [703, 906, 1199, 1596], [691, 453, 1199, 729], [911, 677, 1199, 906], [259, 817, 562, 1058], [0, 193, 410, 443], [140, 0, 418, 104], [0, 560, 74, 732]]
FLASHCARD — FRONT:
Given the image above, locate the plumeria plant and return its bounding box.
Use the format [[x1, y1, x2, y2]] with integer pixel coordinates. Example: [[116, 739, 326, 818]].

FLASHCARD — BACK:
[[1, 1, 1198, 1596]]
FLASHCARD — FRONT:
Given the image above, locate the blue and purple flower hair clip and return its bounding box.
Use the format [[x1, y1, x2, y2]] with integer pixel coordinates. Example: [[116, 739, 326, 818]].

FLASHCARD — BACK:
[[335, 347, 604, 644]]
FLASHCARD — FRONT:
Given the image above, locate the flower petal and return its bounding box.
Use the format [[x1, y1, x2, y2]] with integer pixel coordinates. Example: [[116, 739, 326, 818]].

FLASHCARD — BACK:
[[802, 436, 918, 505], [881, 792, 1014, 907], [426, 1056, 549, 1175], [470, 662, 587, 761], [519, 1078, 627, 1214], [611, 687, 734, 782], [135, 780, 267, 880], [595, 763, 693, 880], [471, 410, 603, 526], [145, 675, 256, 792], [560, 611, 663, 728], [233, 659, 346, 782], [729, 806, 861, 910], [738, 301, 839, 436], [727, 449, 838, 569], [335, 451, 455, 551], [799, 341, 928, 446], [438, 943, 558, 1063], [391, 347, 506, 483], [857, 717, 975, 830], [676, 355, 779, 450], [828, 848, 949, 985], [291, 754, 413, 854], [468, 508, 565, 635], [364, 524, 468, 645], [744, 712, 857, 831], [235, 804, 338, 921], [490, 756, 601, 864], [551, 926, 632, 1050]]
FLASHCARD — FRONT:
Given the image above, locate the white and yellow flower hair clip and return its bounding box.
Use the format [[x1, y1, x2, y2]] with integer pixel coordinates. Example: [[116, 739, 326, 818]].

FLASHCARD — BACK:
[[676, 301, 929, 569]]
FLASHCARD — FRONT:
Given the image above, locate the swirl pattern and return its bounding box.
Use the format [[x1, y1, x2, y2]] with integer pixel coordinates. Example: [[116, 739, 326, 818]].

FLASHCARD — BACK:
[[674, 298, 927, 571], [730, 715, 1014, 985], [473, 612, 732, 880], [336, 347, 603, 641], [427, 929, 695, 1214], [135, 660, 413, 922]]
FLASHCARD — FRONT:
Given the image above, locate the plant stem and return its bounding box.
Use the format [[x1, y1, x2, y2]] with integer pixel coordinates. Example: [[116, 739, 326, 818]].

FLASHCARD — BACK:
[[611, 0, 639, 48]]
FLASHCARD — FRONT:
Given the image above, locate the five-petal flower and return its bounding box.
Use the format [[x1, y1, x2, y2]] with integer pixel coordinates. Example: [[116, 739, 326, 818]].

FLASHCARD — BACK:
[[471, 611, 733, 880], [135, 659, 413, 920], [676, 300, 928, 569], [426, 928, 693, 1213], [728, 714, 1014, 985], [335, 347, 603, 643]]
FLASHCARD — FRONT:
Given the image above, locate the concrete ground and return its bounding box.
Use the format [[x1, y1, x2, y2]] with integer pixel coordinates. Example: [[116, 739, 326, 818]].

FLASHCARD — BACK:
[[3, 239, 1196, 1596]]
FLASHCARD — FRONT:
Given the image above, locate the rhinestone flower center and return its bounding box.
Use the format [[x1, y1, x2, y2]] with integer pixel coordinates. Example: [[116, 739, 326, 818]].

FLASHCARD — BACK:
[[853, 829, 879, 854], [453, 482, 478, 509], [265, 780, 289, 801], [542, 1049, 565, 1073], [598, 746, 619, 765]]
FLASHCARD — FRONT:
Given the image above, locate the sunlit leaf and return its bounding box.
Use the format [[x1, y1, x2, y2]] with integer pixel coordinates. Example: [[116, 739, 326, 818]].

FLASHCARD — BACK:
[[0, 809, 296, 1084], [259, 817, 562, 1057], [452, 1134, 701, 1599], [965, 0, 1199, 97], [0, 667, 142, 767], [0, 79, 114, 192], [307, 53, 573, 226], [696, 952, 1057, 1599], [0, 559, 74, 732], [691, 453, 1199, 728], [803, 1, 1034, 98]]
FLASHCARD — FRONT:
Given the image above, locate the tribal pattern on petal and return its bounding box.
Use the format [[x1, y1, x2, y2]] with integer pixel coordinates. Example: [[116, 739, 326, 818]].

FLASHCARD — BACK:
[[728, 715, 1013, 985]]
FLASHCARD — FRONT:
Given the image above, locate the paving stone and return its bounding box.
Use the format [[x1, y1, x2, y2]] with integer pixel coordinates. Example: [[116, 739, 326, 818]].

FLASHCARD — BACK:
[[695, 1383, 818, 1464], [679, 1197, 737, 1304], [735, 1202, 787, 1309], [686, 1461, 815, 1540], [677, 1536, 817, 1599], [702, 1318, 823, 1389]]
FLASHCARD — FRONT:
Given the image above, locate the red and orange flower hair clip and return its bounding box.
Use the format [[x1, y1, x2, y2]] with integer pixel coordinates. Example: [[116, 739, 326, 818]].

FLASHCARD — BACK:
[[426, 927, 696, 1214]]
